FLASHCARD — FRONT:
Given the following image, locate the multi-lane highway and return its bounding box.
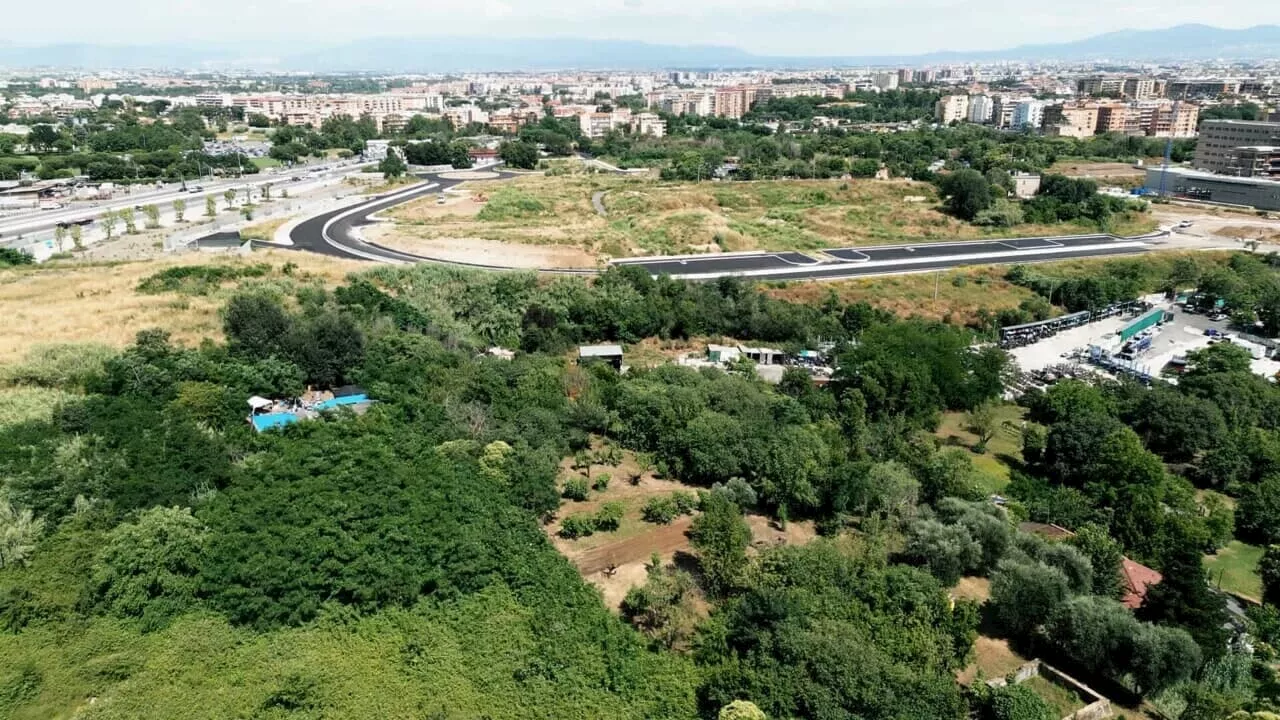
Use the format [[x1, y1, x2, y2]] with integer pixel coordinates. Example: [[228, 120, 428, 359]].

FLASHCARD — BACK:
[[0, 161, 358, 243], [274, 167, 1162, 280]]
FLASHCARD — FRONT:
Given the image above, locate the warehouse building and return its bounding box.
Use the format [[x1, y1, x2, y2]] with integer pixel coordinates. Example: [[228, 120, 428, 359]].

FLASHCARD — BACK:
[[1145, 166, 1280, 211]]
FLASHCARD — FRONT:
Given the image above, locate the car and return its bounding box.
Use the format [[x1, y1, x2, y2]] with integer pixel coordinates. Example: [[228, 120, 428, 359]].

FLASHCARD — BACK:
[[1205, 328, 1221, 337], [1177, 220, 1194, 229]]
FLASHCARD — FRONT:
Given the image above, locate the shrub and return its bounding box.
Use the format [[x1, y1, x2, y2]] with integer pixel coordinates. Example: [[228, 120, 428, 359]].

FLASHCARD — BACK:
[[562, 478, 590, 501], [594, 503, 624, 532], [137, 263, 271, 295], [643, 497, 679, 524], [558, 514, 596, 539], [594, 473, 611, 492], [672, 490, 700, 515]]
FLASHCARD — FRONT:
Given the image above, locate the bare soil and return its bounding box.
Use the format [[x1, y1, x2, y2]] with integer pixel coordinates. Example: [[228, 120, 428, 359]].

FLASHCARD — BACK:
[[364, 224, 599, 269]]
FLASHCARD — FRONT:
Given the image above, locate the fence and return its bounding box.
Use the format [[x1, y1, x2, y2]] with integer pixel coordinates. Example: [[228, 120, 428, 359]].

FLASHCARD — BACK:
[[986, 660, 1113, 720]]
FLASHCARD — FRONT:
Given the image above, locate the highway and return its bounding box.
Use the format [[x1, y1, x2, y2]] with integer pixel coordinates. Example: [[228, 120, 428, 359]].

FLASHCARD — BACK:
[[276, 166, 1161, 279], [0, 161, 359, 241]]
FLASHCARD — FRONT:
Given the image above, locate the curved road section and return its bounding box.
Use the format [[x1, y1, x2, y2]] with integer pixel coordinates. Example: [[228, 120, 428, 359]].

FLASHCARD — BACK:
[[283, 169, 1163, 279]]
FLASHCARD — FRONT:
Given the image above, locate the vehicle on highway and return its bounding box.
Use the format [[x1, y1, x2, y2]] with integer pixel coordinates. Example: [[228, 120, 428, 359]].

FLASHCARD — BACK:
[[188, 185, 204, 193]]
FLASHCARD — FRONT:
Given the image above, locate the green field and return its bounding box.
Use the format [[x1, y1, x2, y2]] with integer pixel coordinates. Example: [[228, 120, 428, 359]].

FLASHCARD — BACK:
[[250, 157, 282, 170], [935, 405, 1028, 495], [1205, 540, 1264, 601]]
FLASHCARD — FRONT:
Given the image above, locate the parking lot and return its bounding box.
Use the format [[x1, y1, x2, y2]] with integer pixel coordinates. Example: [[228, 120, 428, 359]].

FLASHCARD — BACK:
[[1009, 297, 1280, 382]]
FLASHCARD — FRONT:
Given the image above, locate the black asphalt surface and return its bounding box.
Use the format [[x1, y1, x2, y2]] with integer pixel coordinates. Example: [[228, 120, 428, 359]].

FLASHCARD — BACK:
[[822, 234, 1114, 263], [613, 251, 816, 276], [264, 169, 1159, 279]]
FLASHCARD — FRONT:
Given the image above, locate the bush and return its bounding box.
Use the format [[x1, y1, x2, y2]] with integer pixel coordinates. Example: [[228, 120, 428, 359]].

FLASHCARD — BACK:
[[562, 478, 590, 501], [138, 264, 271, 295], [1, 343, 116, 389], [594, 473, 611, 492], [0, 247, 34, 267], [558, 514, 596, 539], [672, 490, 700, 515], [594, 503, 624, 532], [643, 496, 679, 524]]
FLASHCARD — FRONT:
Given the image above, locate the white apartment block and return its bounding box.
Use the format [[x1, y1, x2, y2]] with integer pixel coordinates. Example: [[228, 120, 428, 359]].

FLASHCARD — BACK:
[[631, 112, 667, 137], [1012, 100, 1045, 130], [967, 95, 994, 123]]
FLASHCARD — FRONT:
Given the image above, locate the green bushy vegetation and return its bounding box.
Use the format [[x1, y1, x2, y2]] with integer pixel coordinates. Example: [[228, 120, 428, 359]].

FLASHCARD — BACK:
[[6, 252, 1280, 718]]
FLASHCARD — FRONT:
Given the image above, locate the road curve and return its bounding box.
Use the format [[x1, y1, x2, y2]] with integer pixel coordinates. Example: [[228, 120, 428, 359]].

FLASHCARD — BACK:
[[277, 168, 1166, 280]]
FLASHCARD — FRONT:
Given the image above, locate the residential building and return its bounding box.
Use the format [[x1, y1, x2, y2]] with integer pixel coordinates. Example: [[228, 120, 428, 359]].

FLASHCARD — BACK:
[[967, 95, 994, 123], [1145, 102, 1199, 138], [1077, 75, 1125, 97], [1122, 77, 1159, 100], [935, 94, 969, 124], [1096, 104, 1140, 134], [1043, 103, 1098, 138], [1012, 172, 1042, 199], [1011, 100, 1044, 130], [871, 72, 899, 91], [991, 96, 1024, 129], [713, 87, 748, 119], [631, 112, 667, 137], [1195, 120, 1280, 173], [1120, 558, 1163, 610], [897, 68, 914, 86]]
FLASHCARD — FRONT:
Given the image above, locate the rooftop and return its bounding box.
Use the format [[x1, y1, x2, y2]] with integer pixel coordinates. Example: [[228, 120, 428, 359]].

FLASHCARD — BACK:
[[578, 344, 624, 358], [1120, 557, 1163, 610]]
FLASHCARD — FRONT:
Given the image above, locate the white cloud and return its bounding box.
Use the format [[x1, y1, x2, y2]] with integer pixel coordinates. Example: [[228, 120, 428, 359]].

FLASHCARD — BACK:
[[3, 0, 1280, 56]]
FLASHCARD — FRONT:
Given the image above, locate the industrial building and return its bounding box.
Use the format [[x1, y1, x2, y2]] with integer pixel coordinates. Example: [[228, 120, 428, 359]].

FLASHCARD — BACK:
[[1145, 166, 1280, 211], [1194, 120, 1280, 175]]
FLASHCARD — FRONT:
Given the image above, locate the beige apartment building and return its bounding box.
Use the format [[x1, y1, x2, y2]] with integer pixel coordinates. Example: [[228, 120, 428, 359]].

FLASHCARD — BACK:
[[714, 87, 748, 119], [1043, 104, 1099, 138], [935, 95, 970, 124]]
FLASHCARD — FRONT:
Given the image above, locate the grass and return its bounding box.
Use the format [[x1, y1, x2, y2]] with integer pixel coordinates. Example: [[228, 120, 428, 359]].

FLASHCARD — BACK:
[[1205, 540, 1264, 602], [0, 252, 365, 366], [1024, 674, 1087, 717], [238, 217, 292, 242], [958, 636, 1029, 685], [934, 405, 1027, 495], [0, 387, 73, 429], [765, 266, 1042, 327], [250, 157, 281, 170], [380, 174, 1158, 259]]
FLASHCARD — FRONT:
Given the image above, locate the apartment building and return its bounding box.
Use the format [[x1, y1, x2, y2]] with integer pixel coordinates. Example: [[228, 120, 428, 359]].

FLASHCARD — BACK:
[[579, 109, 633, 139], [1077, 76, 1126, 97], [1123, 78, 1159, 101], [1145, 102, 1199, 138], [1095, 104, 1140, 134], [935, 95, 969, 124], [872, 72, 899, 91], [1012, 100, 1044, 130], [1043, 103, 1098, 138], [1195, 120, 1280, 175], [991, 96, 1025, 129], [631, 112, 667, 138], [967, 95, 994, 123], [714, 87, 748, 119]]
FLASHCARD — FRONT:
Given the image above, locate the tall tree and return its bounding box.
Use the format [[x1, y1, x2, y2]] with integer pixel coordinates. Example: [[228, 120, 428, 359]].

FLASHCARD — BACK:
[[689, 492, 751, 596]]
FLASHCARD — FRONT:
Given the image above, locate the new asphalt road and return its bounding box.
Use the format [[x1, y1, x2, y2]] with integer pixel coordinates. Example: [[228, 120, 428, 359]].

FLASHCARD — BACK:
[[274, 168, 1160, 279]]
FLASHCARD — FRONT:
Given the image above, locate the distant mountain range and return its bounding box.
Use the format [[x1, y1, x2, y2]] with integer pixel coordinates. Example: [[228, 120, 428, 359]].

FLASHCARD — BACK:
[[2, 24, 1280, 72]]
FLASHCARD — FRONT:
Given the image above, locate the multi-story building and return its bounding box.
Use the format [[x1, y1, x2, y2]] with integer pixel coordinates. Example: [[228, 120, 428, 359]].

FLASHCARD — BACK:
[[1194, 120, 1280, 174], [871, 72, 899, 91], [935, 95, 969, 124], [631, 112, 667, 138], [1011, 100, 1044, 130], [578, 109, 633, 139], [1095, 104, 1139, 134], [897, 68, 913, 86], [713, 87, 748, 119], [1043, 103, 1098, 138], [967, 95, 994, 123], [1123, 78, 1159, 101], [1145, 102, 1199, 138], [991, 95, 1025, 129], [1077, 76, 1125, 97], [1230, 146, 1280, 178]]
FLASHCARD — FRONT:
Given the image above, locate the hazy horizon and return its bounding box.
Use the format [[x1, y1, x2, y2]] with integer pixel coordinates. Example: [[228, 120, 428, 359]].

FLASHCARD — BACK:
[[3, 2, 1280, 57]]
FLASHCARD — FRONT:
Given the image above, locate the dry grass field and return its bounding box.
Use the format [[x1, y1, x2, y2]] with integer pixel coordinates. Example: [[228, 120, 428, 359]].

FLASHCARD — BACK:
[[0, 250, 365, 365], [378, 173, 1157, 263]]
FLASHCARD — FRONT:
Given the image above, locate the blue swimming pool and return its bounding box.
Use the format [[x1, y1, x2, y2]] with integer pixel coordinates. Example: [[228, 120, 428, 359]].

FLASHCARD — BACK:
[[250, 412, 300, 432]]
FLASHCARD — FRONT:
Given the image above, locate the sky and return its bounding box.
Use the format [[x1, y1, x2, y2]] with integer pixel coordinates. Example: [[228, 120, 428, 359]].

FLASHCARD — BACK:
[[3, 0, 1280, 56]]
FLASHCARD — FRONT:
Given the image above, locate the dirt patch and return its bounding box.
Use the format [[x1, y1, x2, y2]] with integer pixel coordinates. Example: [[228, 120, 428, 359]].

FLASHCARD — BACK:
[[0, 250, 364, 366], [1048, 161, 1147, 179], [952, 576, 992, 603], [957, 636, 1030, 686], [364, 225, 598, 269], [745, 515, 818, 551]]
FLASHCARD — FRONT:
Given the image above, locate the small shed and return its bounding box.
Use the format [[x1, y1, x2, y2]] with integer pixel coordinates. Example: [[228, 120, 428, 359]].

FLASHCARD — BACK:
[[739, 345, 783, 365], [578, 344, 624, 370]]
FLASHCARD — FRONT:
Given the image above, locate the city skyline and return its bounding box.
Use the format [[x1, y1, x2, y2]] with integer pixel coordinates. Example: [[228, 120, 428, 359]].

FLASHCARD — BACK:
[[3, 3, 1280, 58]]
